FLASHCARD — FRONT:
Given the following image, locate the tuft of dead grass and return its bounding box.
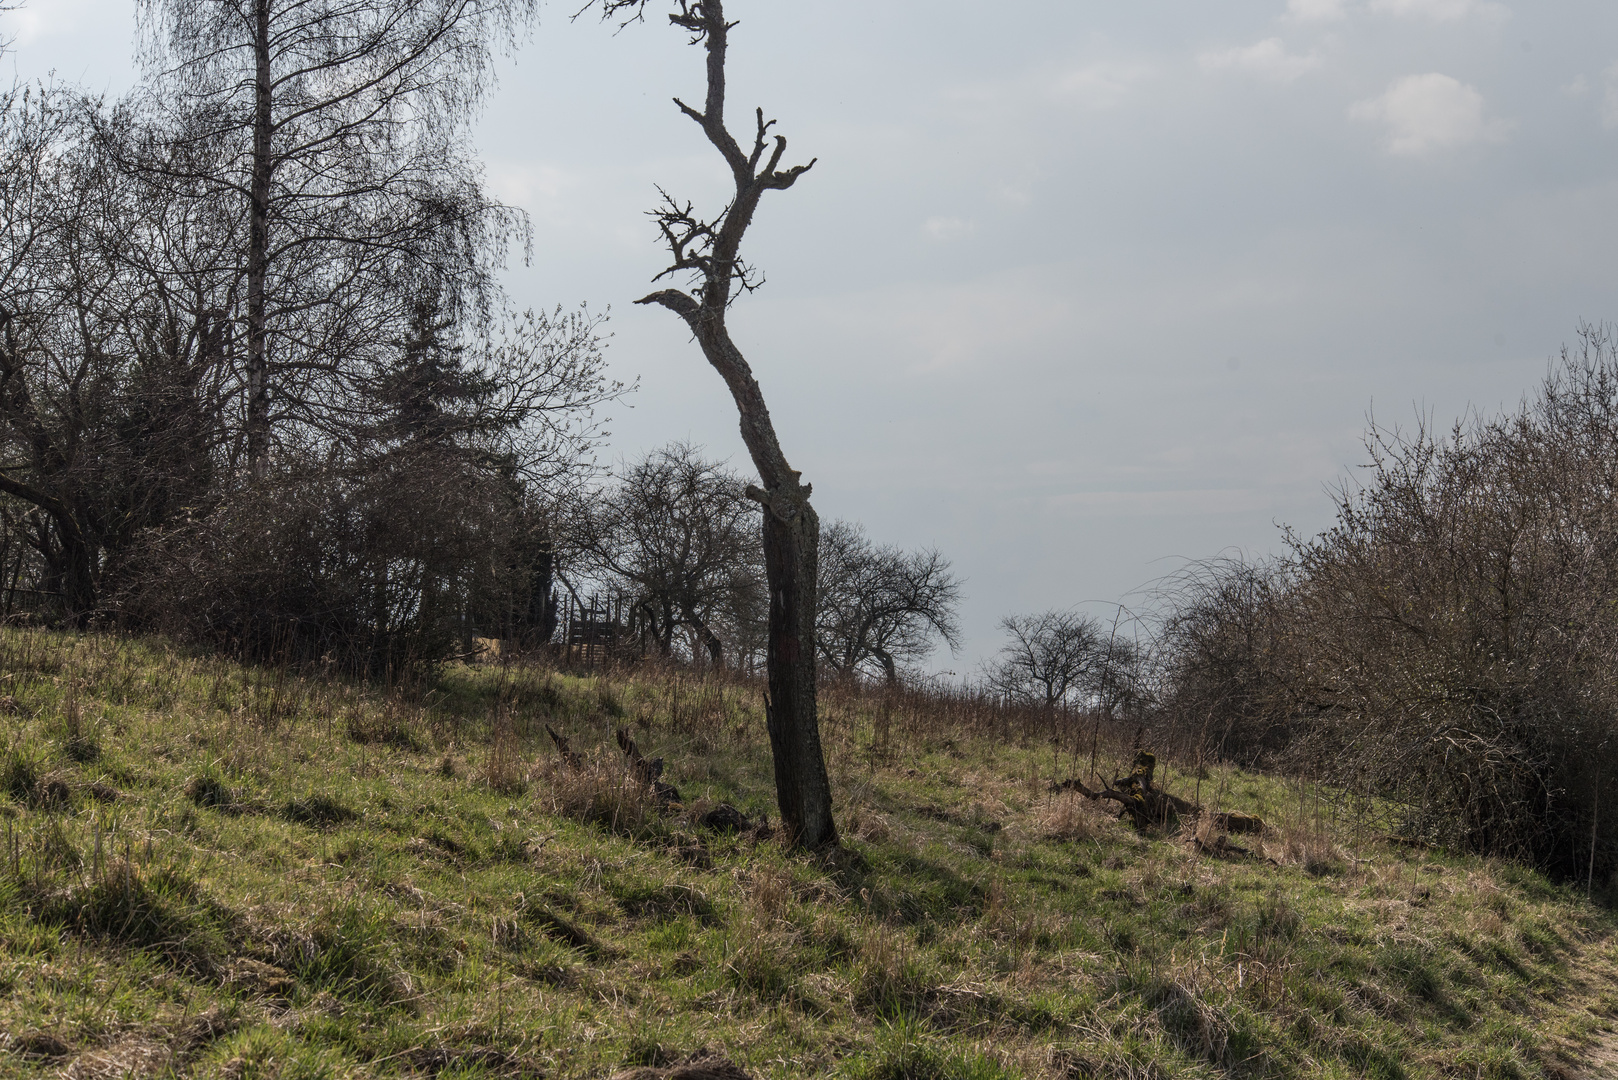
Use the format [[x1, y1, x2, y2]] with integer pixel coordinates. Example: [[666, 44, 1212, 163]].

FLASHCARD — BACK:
[[480, 708, 528, 794], [62, 1036, 172, 1080], [535, 755, 661, 837], [843, 805, 892, 843], [740, 862, 793, 928], [1036, 791, 1112, 842], [1265, 827, 1348, 877]]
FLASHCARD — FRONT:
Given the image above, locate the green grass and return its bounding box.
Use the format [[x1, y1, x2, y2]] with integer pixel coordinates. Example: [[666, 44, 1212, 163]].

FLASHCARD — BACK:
[[0, 627, 1615, 1079]]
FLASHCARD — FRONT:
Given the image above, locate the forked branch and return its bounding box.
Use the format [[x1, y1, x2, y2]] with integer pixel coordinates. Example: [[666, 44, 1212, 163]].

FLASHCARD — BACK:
[[592, 1, 812, 320]]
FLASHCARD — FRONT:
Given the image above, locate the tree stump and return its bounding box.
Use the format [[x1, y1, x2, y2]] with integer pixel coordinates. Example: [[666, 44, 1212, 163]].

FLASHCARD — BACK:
[[1051, 750, 1215, 831]]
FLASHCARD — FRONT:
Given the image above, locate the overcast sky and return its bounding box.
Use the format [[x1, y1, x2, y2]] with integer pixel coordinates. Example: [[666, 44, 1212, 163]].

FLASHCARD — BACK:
[[7, 0, 1618, 673]]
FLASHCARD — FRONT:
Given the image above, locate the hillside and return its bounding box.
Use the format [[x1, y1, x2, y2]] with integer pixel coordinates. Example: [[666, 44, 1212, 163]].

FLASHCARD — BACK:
[[1, 628, 1616, 1080]]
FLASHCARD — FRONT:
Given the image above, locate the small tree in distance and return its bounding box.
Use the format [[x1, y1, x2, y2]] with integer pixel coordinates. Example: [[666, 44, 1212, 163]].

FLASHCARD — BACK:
[[580, 442, 763, 666], [988, 610, 1101, 708], [591, 0, 835, 847], [817, 520, 962, 686], [988, 609, 1144, 718]]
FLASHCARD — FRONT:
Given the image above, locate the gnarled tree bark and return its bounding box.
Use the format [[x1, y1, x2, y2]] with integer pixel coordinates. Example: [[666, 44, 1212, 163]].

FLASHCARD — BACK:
[[601, 0, 836, 847]]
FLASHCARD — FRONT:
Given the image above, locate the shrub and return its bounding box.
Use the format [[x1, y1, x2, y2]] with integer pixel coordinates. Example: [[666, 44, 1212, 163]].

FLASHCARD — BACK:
[[117, 456, 557, 675], [1157, 326, 1618, 881]]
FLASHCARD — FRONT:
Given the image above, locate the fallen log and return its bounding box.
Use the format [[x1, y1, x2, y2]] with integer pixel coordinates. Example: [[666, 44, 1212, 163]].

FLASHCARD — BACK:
[[615, 728, 682, 805], [545, 724, 582, 768], [1050, 751, 1266, 836]]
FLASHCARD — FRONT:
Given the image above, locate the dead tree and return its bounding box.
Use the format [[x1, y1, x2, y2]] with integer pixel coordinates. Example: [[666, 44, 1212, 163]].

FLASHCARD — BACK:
[[594, 0, 836, 847]]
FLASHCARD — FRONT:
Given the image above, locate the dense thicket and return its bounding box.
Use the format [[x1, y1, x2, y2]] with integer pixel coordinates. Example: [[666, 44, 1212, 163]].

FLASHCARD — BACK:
[[0, 10, 621, 668], [1157, 326, 1618, 881]]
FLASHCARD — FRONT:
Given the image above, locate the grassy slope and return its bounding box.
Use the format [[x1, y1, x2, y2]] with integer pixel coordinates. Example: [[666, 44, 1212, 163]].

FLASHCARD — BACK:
[[0, 629, 1616, 1080]]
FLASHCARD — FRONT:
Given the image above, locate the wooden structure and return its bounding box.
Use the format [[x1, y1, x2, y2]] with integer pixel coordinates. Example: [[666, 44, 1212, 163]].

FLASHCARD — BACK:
[[562, 593, 622, 669]]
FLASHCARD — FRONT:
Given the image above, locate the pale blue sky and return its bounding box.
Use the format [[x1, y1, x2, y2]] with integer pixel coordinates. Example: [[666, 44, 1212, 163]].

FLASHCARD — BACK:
[[7, 0, 1618, 671]]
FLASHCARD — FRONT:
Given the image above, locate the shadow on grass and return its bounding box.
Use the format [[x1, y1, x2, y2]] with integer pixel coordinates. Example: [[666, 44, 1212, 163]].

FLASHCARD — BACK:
[[25, 860, 232, 976], [831, 847, 988, 926]]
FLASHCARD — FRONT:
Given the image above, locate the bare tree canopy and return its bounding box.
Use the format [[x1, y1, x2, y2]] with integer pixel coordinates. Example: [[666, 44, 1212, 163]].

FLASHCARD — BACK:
[[579, 442, 763, 666], [362, 301, 627, 485], [987, 608, 1142, 715], [816, 520, 961, 685], [988, 610, 1100, 708], [0, 87, 234, 622], [587, 0, 835, 848]]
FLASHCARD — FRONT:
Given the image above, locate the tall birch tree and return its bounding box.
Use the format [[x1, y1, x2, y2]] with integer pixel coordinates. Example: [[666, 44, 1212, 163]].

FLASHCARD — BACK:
[[134, 0, 534, 475]]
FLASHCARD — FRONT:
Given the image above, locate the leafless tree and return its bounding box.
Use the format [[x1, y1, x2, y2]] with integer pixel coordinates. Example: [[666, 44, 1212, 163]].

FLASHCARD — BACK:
[[0, 89, 234, 621], [589, 0, 834, 846], [816, 520, 961, 685], [0, 79, 618, 651], [578, 442, 763, 666], [987, 609, 1105, 709], [132, 0, 535, 476]]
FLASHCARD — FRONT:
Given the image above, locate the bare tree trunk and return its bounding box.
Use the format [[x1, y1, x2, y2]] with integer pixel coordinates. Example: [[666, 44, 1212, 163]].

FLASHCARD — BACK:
[[636, 295, 834, 846], [877, 649, 900, 688], [760, 499, 835, 844], [245, 0, 273, 478], [60, 522, 95, 628], [687, 608, 725, 668], [658, 601, 675, 657]]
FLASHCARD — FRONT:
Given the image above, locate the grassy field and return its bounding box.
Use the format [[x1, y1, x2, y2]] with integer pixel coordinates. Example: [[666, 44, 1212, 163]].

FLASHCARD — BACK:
[[1, 628, 1616, 1080]]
